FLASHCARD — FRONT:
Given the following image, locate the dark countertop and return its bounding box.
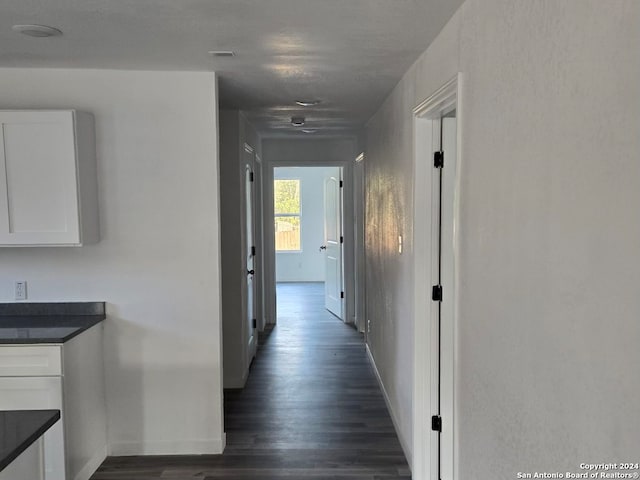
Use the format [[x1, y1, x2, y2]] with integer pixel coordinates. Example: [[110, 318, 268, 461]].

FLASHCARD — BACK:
[[0, 302, 105, 344], [0, 410, 60, 472], [0, 315, 105, 344]]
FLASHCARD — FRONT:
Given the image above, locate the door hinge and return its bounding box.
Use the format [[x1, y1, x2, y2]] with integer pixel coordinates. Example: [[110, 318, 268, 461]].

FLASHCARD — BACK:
[[432, 285, 443, 302], [339, 180, 343, 188], [251, 246, 256, 257], [252, 318, 257, 329], [431, 415, 442, 432], [434, 151, 444, 168], [340, 236, 344, 244], [340, 291, 345, 299], [249, 171, 254, 182]]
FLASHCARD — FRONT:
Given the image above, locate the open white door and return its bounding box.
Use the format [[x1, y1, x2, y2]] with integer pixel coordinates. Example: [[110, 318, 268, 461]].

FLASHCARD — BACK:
[[438, 113, 457, 480], [323, 169, 344, 319], [245, 158, 257, 365], [413, 75, 460, 480]]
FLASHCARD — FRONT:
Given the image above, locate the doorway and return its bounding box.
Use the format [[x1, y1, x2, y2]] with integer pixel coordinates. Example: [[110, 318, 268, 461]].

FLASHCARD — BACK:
[[413, 75, 461, 480], [273, 166, 345, 320], [244, 159, 257, 365]]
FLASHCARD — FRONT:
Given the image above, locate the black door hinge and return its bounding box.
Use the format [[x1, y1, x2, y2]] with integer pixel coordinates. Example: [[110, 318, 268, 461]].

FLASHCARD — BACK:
[[339, 180, 343, 188], [251, 246, 256, 257], [252, 318, 257, 329], [340, 236, 344, 244], [434, 151, 444, 168], [431, 415, 442, 432], [340, 291, 345, 299], [432, 285, 443, 302], [249, 171, 254, 182]]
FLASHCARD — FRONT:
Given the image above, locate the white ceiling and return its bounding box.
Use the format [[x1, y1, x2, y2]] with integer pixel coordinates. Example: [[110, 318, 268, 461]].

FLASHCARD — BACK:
[[0, 0, 463, 135]]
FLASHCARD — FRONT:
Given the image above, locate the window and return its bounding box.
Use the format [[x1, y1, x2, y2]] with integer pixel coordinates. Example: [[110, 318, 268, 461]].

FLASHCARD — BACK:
[[274, 179, 301, 251]]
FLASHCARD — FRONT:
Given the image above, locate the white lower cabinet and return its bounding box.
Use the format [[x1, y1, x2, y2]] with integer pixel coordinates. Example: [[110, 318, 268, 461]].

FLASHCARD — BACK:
[[0, 437, 46, 480], [0, 377, 65, 480], [0, 324, 107, 480]]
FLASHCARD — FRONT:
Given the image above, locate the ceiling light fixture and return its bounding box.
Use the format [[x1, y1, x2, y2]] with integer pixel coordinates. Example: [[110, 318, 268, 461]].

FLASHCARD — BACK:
[[208, 50, 235, 57], [291, 117, 305, 127], [295, 100, 321, 107], [12, 24, 63, 38], [301, 129, 317, 134]]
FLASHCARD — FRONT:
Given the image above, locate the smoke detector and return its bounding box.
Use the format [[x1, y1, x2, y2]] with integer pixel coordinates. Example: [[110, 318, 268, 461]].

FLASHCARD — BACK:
[[12, 24, 63, 37]]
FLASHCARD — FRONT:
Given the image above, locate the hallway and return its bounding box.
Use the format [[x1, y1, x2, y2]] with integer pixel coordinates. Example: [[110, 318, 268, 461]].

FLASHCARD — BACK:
[[90, 282, 410, 479]]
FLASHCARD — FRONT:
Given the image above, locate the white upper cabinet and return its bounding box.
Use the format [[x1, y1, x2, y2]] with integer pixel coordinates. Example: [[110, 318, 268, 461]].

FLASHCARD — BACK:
[[0, 110, 99, 246]]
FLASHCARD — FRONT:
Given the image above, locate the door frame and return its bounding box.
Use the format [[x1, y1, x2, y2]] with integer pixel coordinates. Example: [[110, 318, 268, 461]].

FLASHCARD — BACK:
[[353, 152, 366, 334], [412, 74, 462, 480], [253, 154, 266, 332], [263, 160, 355, 327], [242, 144, 257, 369]]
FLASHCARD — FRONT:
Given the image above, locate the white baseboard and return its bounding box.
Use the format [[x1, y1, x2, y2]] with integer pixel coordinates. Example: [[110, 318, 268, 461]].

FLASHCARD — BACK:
[[224, 367, 249, 389], [74, 445, 108, 480], [109, 436, 226, 456], [365, 343, 413, 469]]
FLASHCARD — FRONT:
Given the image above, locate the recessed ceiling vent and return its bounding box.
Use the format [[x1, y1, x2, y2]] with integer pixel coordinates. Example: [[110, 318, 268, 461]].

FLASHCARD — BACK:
[[208, 50, 235, 57], [12, 24, 63, 37]]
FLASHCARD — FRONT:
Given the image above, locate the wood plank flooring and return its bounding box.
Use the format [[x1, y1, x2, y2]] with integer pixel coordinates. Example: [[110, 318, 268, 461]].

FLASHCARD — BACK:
[[90, 282, 410, 479]]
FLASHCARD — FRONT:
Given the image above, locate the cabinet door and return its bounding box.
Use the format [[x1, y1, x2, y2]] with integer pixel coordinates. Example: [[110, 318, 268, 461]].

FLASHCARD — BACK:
[[0, 437, 45, 480], [0, 377, 66, 480], [0, 345, 63, 377], [0, 111, 81, 245]]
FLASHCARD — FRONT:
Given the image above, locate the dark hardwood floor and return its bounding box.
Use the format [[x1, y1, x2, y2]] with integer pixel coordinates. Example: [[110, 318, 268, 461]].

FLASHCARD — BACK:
[[90, 282, 410, 479]]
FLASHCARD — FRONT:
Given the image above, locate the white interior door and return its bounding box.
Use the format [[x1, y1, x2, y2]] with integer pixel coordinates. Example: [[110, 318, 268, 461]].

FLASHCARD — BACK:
[[324, 169, 344, 319], [430, 110, 457, 480], [245, 160, 257, 364], [439, 113, 457, 480]]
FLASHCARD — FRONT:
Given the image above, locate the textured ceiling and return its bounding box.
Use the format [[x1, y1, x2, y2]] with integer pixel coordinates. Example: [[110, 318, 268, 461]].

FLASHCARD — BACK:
[[0, 0, 463, 135]]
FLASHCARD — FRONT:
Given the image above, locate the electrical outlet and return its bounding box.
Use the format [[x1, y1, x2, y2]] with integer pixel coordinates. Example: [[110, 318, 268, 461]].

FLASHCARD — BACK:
[[15, 281, 27, 300]]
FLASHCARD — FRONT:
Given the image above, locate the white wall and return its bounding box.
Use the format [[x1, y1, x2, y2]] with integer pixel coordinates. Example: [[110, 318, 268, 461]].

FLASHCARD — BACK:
[[0, 68, 225, 456], [365, 0, 640, 474], [275, 166, 339, 283]]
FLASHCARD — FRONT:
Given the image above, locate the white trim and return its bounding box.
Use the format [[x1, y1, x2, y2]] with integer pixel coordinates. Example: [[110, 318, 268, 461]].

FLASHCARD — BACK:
[[213, 74, 226, 463], [224, 367, 249, 389], [108, 436, 226, 456], [412, 73, 462, 480], [366, 344, 411, 467], [413, 76, 458, 117], [72, 445, 107, 480], [452, 75, 463, 480], [353, 152, 366, 333]]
